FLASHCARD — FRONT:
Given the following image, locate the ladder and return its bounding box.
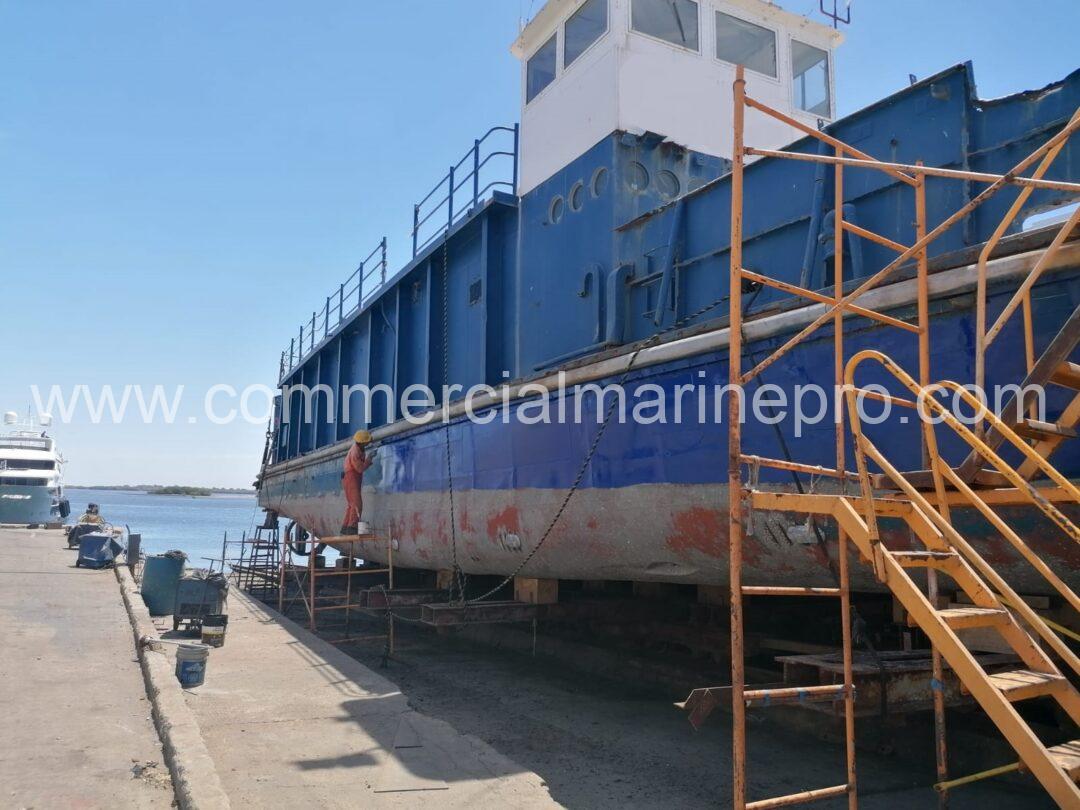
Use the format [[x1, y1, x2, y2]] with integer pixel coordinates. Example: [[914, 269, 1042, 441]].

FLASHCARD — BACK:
[[235, 521, 281, 600], [839, 349, 1080, 807]]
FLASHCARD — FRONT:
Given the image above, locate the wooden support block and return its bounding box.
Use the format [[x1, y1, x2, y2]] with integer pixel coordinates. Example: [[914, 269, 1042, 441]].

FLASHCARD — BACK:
[[435, 570, 455, 590], [698, 585, 729, 606], [514, 577, 558, 605]]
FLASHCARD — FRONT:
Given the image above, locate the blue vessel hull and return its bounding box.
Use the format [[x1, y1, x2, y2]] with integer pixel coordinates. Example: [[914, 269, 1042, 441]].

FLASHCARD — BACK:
[[261, 255, 1080, 593], [260, 63, 1080, 593]]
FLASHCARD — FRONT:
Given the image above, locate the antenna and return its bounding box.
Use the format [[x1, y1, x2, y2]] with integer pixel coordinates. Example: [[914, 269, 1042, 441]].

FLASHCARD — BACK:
[[819, 0, 852, 28]]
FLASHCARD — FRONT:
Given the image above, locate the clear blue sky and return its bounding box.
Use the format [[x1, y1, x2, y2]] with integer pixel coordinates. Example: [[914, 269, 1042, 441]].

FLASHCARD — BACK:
[[2, 0, 1077, 488]]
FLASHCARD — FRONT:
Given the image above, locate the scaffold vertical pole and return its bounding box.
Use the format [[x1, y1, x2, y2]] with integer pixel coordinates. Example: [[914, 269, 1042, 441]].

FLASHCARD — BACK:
[[728, 64, 747, 810], [834, 160, 858, 809]]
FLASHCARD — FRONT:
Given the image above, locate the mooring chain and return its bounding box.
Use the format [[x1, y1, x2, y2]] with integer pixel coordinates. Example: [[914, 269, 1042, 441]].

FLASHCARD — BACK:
[[468, 291, 733, 604], [441, 237, 468, 605]]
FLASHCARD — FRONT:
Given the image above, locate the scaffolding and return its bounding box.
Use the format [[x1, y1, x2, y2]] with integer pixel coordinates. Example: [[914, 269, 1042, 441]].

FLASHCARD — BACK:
[[278, 533, 397, 652], [723, 64, 1080, 808]]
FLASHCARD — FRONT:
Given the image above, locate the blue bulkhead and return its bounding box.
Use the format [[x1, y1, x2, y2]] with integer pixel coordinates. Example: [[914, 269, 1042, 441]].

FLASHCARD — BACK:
[[277, 196, 519, 461], [274, 62, 1080, 465], [613, 63, 1080, 345]]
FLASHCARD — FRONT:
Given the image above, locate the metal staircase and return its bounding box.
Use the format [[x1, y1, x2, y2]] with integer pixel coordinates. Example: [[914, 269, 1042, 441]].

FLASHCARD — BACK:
[[701, 65, 1080, 809], [839, 349, 1080, 807]]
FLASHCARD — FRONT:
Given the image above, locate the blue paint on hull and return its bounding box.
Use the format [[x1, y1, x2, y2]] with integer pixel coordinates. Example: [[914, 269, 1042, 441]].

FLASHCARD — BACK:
[[261, 272, 1080, 592]]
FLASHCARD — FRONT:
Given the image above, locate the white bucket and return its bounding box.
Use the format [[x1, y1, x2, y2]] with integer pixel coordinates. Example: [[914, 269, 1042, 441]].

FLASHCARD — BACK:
[[175, 643, 209, 688], [357, 521, 372, 535]]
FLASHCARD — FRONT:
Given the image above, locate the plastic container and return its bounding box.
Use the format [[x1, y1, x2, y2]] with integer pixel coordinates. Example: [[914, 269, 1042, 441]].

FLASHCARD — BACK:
[[201, 614, 228, 648], [76, 533, 118, 569], [173, 570, 228, 630], [175, 643, 209, 688], [141, 551, 187, 616]]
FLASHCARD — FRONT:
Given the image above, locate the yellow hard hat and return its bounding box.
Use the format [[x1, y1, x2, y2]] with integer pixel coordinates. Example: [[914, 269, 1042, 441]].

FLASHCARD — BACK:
[[353, 430, 373, 445]]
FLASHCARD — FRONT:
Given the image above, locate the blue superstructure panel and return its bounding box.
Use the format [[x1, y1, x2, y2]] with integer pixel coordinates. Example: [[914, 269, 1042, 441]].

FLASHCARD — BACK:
[[273, 62, 1080, 467], [339, 315, 371, 439]]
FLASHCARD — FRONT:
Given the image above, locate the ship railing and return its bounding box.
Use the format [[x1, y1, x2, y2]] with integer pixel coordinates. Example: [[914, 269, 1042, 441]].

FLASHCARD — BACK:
[[280, 237, 388, 377], [278, 123, 520, 380], [411, 124, 519, 258]]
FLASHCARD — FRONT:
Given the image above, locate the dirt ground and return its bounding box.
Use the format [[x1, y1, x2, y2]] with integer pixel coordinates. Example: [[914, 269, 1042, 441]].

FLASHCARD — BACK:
[[308, 609, 1057, 810]]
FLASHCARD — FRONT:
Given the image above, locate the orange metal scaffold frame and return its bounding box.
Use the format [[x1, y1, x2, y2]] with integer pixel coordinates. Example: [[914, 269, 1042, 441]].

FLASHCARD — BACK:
[[725, 64, 1080, 809], [278, 534, 396, 652]]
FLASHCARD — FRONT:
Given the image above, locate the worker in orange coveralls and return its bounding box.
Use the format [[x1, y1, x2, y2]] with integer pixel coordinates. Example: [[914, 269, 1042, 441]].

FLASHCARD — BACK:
[[341, 430, 374, 535]]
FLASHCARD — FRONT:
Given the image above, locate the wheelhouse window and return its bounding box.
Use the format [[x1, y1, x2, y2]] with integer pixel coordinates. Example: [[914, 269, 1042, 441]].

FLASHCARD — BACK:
[[716, 11, 776, 78], [564, 0, 607, 68], [527, 34, 558, 103], [792, 39, 831, 117], [631, 0, 699, 52]]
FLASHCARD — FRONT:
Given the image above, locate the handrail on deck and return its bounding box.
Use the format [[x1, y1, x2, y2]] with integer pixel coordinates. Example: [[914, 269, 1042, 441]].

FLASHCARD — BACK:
[[411, 124, 519, 257], [278, 123, 520, 380], [279, 236, 387, 378]]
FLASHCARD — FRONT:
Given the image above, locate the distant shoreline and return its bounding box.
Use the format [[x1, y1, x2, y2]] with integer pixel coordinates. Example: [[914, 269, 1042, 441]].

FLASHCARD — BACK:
[[67, 485, 256, 496]]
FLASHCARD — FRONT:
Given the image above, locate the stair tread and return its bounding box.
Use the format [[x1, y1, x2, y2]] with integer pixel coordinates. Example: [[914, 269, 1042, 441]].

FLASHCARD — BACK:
[[872, 468, 1006, 491], [1016, 419, 1079, 441], [938, 606, 1006, 618], [988, 669, 1066, 699], [957, 302, 1080, 480], [1046, 739, 1080, 781], [1051, 361, 1080, 391], [938, 606, 1009, 629], [892, 550, 960, 568]]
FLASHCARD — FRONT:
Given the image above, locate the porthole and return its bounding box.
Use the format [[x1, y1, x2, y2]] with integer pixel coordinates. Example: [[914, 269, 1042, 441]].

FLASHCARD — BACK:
[[549, 195, 565, 224], [656, 170, 681, 200], [569, 181, 585, 212], [627, 161, 650, 192], [590, 166, 609, 198]]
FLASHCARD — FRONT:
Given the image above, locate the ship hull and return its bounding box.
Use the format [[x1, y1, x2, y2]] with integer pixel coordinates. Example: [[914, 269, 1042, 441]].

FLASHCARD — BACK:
[[260, 255, 1080, 595], [0, 485, 60, 527]]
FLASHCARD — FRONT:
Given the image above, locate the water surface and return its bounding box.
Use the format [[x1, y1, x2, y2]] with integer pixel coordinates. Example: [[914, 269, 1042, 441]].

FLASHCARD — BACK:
[[66, 488, 263, 568]]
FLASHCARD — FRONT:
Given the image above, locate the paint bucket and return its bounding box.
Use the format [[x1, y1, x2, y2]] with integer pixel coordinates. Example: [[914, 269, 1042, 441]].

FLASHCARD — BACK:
[[175, 643, 209, 688], [201, 614, 228, 648]]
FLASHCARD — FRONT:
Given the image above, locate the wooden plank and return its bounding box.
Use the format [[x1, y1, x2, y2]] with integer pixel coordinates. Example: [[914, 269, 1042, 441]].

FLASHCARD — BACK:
[[1046, 739, 1080, 781], [987, 669, 1066, 702], [1051, 362, 1080, 391], [938, 607, 1010, 630], [515, 577, 558, 605]]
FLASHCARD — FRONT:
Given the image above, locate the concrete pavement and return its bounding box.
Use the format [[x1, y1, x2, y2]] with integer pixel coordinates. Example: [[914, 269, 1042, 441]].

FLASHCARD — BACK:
[[0, 528, 173, 808], [164, 590, 556, 808]]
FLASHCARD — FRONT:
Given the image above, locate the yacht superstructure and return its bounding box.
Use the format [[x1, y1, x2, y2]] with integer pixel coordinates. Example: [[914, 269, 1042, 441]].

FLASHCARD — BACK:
[[0, 412, 68, 527]]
